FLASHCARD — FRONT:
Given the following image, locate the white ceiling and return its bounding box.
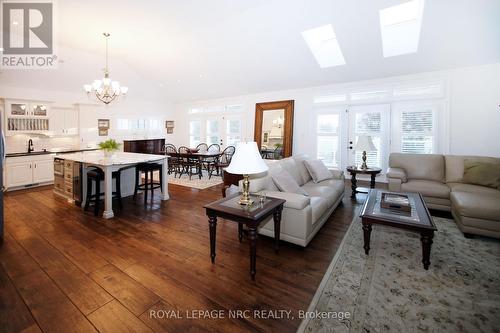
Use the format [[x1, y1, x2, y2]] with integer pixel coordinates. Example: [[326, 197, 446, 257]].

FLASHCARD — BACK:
[[1, 0, 499, 103]]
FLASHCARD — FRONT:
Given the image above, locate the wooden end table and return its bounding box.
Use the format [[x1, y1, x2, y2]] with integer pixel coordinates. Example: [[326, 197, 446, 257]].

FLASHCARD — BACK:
[[204, 194, 285, 280], [360, 189, 437, 269], [346, 166, 382, 198]]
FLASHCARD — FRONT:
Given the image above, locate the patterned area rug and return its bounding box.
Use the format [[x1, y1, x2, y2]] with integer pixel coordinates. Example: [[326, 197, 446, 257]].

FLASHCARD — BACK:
[[299, 216, 500, 333], [167, 171, 223, 190]]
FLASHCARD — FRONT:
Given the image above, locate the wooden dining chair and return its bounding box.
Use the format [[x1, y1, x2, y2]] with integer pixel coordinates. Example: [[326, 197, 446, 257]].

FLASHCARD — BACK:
[[164, 144, 180, 177], [209, 145, 236, 179], [196, 143, 208, 153], [178, 146, 201, 180], [203, 143, 221, 172]]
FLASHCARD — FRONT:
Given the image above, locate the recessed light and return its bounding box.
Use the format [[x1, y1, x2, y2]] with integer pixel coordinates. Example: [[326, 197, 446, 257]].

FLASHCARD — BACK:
[[301, 24, 346, 68], [379, 0, 425, 57]]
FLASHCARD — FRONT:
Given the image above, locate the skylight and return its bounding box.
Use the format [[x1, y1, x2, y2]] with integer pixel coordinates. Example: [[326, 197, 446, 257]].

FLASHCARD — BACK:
[[302, 24, 346, 68], [379, 0, 425, 57]]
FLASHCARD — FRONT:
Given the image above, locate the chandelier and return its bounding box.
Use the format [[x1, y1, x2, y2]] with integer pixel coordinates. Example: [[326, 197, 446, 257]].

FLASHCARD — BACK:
[[83, 33, 128, 104]]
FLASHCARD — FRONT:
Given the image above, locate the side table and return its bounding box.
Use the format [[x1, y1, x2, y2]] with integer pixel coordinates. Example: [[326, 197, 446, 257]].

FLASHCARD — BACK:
[[346, 166, 382, 198], [204, 194, 285, 281]]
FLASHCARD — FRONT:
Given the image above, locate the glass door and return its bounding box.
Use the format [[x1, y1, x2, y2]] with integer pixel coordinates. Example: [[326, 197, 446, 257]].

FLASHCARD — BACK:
[[189, 115, 243, 149], [347, 104, 390, 171]]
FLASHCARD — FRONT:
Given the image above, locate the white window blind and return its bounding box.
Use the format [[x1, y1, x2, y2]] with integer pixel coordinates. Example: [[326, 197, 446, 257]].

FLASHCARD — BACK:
[[189, 120, 201, 147], [354, 112, 382, 168], [316, 113, 340, 167], [401, 109, 434, 154]]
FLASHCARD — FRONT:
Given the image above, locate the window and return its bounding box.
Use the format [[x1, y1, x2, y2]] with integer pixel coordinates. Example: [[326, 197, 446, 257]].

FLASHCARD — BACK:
[[206, 119, 220, 145], [189, 120, 201, 147], [301, 24, 346, 68], [117, 119, 129, 130], [401, 109, 435, 154], [226, 119, 241, 146], [316, 113, 341, 167], [353, 112, 383, 168]]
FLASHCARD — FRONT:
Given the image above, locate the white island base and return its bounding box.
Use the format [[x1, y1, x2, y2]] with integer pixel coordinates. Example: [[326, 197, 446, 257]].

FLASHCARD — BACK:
[[59, 151, 169, 218]]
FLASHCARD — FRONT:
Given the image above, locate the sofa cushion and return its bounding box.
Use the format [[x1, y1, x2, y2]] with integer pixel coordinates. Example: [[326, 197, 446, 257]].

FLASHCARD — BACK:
[[401, 179, 450, 199], [390, 153, 445, 182], [462, 160, 500, 190], [292, 154, 312, 184], [445, 155, 500, 183], [451, 192, 500, 221], [272, 169, 308, 196], [304, 159, 333, 183], [309, 197, 330, 225], [279, 157, 305, 186], [303, 179, 344, 203], [448, 182, 500, 196]]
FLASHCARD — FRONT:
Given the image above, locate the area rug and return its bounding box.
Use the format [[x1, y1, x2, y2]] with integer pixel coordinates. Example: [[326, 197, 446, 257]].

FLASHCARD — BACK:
[[299, 215, 500, 333], [167, 171, 223, 190]]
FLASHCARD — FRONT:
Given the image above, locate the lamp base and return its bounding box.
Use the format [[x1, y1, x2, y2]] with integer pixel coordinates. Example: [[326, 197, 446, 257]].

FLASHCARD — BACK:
[[361, 151, 368, 169], [238, 174, 254, 206]]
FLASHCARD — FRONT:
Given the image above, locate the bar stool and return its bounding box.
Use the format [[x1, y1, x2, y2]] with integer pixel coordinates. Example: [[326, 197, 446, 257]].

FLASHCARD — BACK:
[[133, 163, 163, 204], [84, 168, 122, 216]]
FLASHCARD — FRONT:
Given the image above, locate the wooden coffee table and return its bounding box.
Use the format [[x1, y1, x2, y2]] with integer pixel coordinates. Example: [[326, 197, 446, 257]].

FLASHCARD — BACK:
[[204, 194, 285, 280], [360, 189, 437, 269]]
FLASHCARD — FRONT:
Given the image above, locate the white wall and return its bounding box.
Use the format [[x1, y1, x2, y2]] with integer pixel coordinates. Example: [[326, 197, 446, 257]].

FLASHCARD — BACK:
[[171, 62, 500, 158], [448, 63, 500, 157], [0, 85, 174, 152]]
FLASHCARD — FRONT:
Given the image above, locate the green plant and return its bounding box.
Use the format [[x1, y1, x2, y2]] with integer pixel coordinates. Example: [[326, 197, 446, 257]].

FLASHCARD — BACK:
[[274, 143, 283, 148], [98, 139, 120, 152]]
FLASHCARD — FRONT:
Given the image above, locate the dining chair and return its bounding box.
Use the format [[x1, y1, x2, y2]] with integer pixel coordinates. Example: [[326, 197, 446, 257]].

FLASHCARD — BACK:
[[178, 146, 201, 180], [209, 145, 236, 179], [196, 142, 209, 153], [203, 143, 221, 172], [164, 144, 180, 177], [273, 146, 283, 159]]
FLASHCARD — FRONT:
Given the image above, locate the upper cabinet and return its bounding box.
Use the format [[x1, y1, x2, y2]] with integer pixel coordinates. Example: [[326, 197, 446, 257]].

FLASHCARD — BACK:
[[4, 99, 51, 136], [50, 107, 79, 136]]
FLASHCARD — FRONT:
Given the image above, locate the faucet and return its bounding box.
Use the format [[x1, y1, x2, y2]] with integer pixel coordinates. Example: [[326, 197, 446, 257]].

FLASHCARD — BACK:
[[28, 139, 34, 153]]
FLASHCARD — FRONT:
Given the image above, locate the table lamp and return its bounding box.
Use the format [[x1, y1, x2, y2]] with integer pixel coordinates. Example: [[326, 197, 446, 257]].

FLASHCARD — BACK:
[[355, 135, 376, 169], [226, 141, 269, 205]]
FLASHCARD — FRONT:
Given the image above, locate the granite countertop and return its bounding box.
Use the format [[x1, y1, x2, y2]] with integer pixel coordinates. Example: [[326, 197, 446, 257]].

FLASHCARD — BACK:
[[59, 151, 166, 166], [6, 148, 99, 158]]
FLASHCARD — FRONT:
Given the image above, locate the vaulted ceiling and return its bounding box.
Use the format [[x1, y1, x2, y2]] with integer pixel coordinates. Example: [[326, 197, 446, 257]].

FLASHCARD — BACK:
[[1, 0, 499, 102]]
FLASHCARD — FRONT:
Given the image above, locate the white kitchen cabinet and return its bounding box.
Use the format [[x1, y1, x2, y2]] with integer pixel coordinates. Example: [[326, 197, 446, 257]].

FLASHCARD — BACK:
[[33, 159, 55, 183], [4, 99, 52, 136], [50, 107, 79, 136], [5, 162, 33, 187], [4, 154, 55, 190]]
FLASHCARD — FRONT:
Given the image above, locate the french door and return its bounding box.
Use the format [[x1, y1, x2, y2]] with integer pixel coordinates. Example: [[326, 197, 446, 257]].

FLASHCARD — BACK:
[[189, 115, 243, 149], [347, 104, 391, 171]]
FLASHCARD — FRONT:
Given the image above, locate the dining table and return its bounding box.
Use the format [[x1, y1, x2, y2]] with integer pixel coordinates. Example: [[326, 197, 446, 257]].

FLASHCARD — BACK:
[[167, 151, 221, 179]]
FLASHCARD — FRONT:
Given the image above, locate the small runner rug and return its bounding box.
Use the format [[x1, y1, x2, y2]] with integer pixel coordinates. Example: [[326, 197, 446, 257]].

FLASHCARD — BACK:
[[299, 216, 500, 333]]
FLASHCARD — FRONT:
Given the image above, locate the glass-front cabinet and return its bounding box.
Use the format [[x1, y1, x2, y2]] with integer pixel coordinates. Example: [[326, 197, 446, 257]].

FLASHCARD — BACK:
[[4, 99, 51, 135]]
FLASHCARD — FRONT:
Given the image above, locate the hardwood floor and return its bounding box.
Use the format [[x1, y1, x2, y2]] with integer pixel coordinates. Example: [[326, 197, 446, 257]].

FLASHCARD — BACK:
[[0, 182, 371, 333]]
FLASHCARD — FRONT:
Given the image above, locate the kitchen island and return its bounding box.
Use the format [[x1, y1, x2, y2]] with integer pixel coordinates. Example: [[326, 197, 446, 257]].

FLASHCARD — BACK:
[[58, 151, 169, 218]]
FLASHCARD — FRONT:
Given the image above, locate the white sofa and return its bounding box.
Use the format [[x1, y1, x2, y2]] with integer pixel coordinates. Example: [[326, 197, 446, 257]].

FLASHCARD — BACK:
[[239, 155, 345, 247]]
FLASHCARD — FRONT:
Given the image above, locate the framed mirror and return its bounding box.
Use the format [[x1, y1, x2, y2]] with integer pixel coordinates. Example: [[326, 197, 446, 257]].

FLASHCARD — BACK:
[[254, 100, 294, 159]]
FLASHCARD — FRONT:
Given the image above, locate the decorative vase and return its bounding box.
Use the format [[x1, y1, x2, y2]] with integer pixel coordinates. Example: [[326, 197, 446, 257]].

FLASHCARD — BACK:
[[103, 150, 115, 158]]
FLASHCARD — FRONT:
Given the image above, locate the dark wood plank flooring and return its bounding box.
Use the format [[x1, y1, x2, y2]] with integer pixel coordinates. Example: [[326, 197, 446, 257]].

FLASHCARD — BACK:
[[0, 181, 374, 333]]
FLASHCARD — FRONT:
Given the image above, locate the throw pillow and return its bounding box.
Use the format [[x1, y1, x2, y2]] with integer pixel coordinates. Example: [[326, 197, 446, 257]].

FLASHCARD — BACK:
[[225, 184, 240, 197], [272, 170, 308, 196], [463, 159, 500, 190], [304, 159, 333, 183]]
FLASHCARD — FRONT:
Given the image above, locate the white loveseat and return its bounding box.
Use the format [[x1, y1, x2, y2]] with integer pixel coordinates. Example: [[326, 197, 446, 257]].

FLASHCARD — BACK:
[[239, 155, 345, 247]]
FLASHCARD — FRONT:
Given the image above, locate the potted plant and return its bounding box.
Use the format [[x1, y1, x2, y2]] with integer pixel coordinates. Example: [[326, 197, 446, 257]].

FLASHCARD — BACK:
[[98, 139, 120, 158]]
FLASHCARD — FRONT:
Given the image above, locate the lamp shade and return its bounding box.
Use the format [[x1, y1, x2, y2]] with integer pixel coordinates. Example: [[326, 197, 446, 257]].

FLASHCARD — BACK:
[[355, 135, 376, 151], [225, 142, 269, 175]]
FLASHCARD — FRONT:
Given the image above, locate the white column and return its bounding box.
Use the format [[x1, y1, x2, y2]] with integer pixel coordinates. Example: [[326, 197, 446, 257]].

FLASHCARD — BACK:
[[161, 157, 169, 200], [102, 166, 114, 219]]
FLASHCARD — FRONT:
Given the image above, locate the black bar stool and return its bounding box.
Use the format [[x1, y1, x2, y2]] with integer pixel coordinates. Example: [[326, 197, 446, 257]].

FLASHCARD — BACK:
[[84, 168, 122, 216], [133, 163, 163, 204]]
